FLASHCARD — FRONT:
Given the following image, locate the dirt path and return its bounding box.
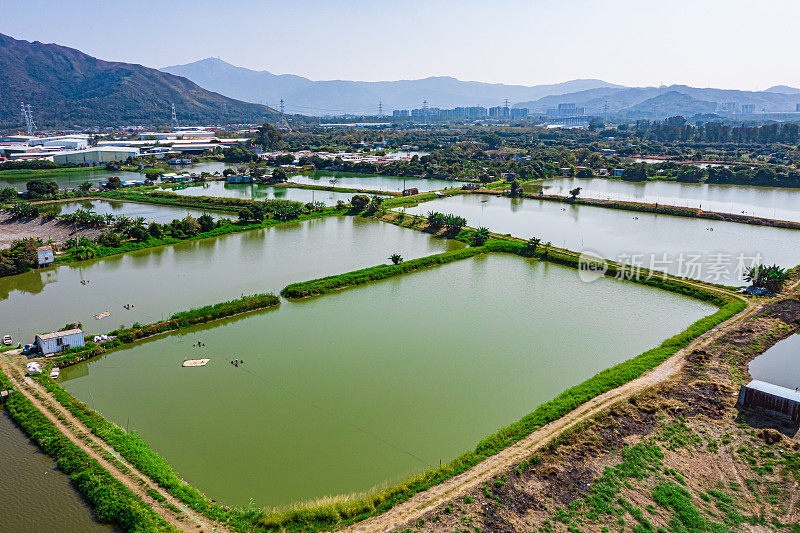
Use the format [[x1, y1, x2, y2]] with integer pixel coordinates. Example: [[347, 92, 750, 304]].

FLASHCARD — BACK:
[[0, 356, 229, 533], [345, 292, 761, 532]]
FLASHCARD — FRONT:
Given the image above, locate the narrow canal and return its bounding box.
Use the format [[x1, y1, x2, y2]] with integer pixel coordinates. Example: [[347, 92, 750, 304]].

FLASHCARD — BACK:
[[61, 254, 715, 507]]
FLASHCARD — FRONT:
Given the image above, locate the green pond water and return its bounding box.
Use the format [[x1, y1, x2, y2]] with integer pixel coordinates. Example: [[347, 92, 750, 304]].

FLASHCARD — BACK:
[[39, 199, 229, 223], [0, 216, 463, 342], [529, 177, 800, 222], [749, 334, 800, 389], [0, 412, 114, 532], [403, 194, 800, 285], [291, 170, 466, 192], [169, 181, 369, 205], [61, 254, 715, 507]]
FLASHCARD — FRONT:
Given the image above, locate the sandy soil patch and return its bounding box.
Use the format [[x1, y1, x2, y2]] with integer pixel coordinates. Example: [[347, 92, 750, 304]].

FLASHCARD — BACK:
[[0, 212, 106, 249]]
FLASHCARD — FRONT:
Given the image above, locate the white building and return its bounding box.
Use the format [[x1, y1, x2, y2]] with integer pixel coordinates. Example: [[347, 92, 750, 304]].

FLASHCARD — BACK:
[[36, 246, 54, 266], [52, 147, 140, 165], [35, 329, 85, 356]]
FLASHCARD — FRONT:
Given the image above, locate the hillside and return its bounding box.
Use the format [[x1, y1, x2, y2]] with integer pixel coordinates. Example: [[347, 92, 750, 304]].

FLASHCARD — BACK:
[[0, 34, 275, 129], [162, 58, 621, 114]]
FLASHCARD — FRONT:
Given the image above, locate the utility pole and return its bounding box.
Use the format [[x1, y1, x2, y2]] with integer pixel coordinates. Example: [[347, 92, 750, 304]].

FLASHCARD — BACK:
[[171, 103, 179, 129]]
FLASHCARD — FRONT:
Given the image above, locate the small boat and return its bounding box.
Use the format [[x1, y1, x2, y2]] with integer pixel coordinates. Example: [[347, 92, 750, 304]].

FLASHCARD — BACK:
[[167, 158, 182, 165], [2, 334, 12, 346], [181, 159, 192, 164], [182, 358, 210, 367], [49, 367, 60, 379], [94, 311, 110, 320], [26, 362, 42, 375]]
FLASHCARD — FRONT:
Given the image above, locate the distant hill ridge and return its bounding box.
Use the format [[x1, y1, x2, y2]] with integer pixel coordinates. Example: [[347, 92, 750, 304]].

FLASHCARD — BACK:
[[0, 34, 275, 129], [162, 58, 622, 115]]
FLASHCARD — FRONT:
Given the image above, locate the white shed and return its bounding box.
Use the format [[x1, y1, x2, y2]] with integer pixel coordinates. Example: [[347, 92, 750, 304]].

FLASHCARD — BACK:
[[35, 329, 85, 355], [36, 245, 54, 266]]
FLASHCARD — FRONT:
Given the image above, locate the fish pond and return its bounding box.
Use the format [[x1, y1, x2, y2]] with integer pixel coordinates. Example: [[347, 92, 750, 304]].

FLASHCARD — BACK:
[[0, 216, 463, 341], [748, 333, 800, 389], [168, 180, 369, 205], [403, 194, 800, 285], [61, 254, 715, 507], [290, 170, 466, 192], [528, 177, 800, 222]]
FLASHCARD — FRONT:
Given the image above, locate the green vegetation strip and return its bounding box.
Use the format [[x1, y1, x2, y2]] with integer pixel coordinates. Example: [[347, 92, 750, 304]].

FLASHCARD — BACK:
[[281, 246, 486, 298], [0, 368, 174, 532], [55, 293, 280, 367]]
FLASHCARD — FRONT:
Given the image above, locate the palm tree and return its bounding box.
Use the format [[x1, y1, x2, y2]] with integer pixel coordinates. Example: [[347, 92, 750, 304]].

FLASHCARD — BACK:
[[389, 253, 403, 265], [523, 237, 541, 256], [471, 227, 490, 246]]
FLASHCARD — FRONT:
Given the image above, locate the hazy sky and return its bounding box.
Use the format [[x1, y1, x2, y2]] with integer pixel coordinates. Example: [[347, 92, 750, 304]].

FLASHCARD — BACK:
[[1, 0, 796, 90]]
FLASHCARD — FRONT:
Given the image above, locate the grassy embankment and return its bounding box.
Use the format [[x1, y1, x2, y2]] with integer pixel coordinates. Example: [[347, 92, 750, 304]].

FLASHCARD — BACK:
[[53, 293, 280, 367], [0, 366, 175, 532]]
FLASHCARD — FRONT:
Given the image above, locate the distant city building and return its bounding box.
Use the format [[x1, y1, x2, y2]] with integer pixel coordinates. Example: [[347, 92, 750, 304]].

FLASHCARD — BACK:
[[510, 108, 528, 117], [741, 104, 756, 114], [547, 103, 586, 117], [392, 110, 409, 117], [797, 103, 800, 112], [489, 106, 511, 118]]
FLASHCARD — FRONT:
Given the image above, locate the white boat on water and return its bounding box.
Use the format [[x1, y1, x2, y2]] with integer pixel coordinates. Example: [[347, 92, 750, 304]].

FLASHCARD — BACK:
[[182, 358, 210, 367], [49, 367, 60, 379]]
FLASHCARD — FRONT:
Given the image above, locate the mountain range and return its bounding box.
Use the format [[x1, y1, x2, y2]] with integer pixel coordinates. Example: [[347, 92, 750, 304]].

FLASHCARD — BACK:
[[0, 34, 274, 130], [162, 58, 622, 115], [164, 58, 800, 119], [515, 85, 800, 117]]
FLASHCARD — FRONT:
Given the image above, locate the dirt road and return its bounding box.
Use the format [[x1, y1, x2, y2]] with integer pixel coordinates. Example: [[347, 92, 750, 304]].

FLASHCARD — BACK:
[[0, 355, 229, 532]]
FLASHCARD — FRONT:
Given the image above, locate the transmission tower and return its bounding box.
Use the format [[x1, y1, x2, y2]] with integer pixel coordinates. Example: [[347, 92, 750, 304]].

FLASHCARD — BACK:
[[170, 103, 179, 129], [504, 98, 510, 119], [602, 100, 609, 115], [278, 98, 292, 131], [378, 101, 383, 116], [422, 100, 428, 124], [222, 101, 228, 115], [20, 102, 36, 136]]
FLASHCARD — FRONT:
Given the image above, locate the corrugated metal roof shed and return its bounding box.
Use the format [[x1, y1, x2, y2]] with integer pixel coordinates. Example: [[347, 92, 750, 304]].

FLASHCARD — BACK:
[[738, 379, 800, 422], [36, 328, 83, 341]]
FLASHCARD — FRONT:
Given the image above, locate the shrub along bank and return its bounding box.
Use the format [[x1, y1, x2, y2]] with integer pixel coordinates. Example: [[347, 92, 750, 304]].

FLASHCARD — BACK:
[[0, 370, 173, 532], [54, 293, 280, 367]]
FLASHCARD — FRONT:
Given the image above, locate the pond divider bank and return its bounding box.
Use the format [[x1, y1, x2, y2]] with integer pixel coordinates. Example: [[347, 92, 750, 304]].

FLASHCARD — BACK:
[[53, 293, 280, 367], [0, 367, 173, 532]]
